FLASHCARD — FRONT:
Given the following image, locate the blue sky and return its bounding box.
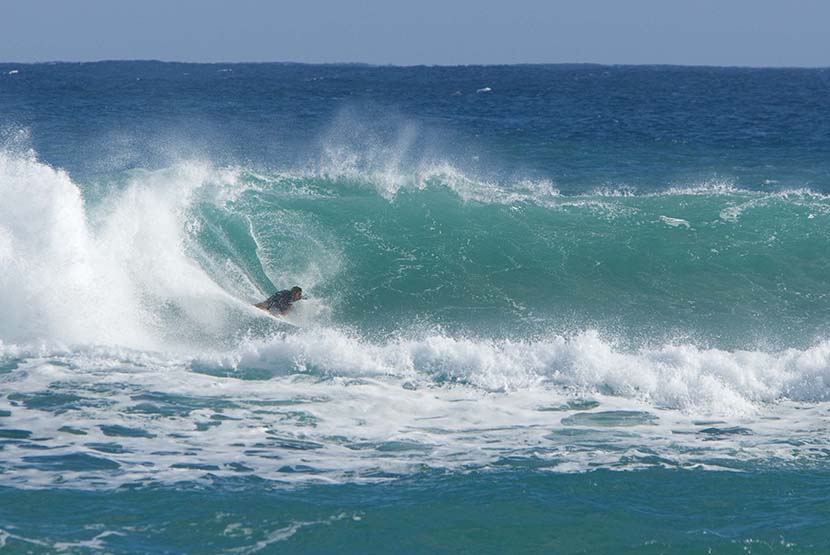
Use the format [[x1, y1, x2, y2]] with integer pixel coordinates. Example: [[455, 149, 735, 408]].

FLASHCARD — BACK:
[[2, 0, 828, 66]]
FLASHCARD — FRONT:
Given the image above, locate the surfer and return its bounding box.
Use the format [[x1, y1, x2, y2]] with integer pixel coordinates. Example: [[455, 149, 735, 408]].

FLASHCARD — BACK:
[[254, 286, 303, 315]]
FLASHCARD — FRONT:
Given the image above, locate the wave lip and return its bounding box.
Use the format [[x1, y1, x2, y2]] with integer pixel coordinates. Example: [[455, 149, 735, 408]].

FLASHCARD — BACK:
[[0, 149, 265, 351], [0, 149, 143, 346]]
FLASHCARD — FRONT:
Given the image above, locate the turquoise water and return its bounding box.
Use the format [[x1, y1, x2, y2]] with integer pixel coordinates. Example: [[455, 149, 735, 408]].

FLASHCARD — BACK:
[[2, 471, 829, 553], [1, 62, 829, 552]]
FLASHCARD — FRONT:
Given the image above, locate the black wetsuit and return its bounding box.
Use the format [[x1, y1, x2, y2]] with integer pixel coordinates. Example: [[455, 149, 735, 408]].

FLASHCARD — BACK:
[[263, 290, 294, 313]]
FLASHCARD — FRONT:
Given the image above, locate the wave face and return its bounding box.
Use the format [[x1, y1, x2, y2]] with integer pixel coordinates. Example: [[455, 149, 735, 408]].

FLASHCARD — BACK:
[[1, 64, 830, 499], [221, 170, 830, 348], [3, 147, 829, 349]]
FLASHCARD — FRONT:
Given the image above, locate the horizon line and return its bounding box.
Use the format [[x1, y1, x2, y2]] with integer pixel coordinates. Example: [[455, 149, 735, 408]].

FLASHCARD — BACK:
[[1, 59, 829, 70]]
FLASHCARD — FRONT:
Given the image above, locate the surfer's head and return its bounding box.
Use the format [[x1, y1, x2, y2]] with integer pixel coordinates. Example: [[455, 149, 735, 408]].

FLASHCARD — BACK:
[[291, 286, 303, 301]]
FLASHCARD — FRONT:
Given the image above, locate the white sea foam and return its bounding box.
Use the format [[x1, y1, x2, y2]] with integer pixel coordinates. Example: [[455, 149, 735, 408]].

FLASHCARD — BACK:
[[591, 180, 829, 201], [0, 149, 145, 346], [219, 328, 830, 411], [1, 335, 829, 490], [311, 155, 565, 206], [659, 179, 741, 196], [229, 513, 353, 554], [659, 215, 691, 228], [308, 141, 830, 208], [0, 149, 277, 351]]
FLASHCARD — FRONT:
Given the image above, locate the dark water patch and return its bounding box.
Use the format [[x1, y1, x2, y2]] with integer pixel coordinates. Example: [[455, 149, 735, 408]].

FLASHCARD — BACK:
[[245, 450, 283, 460], [100, 425, 156, 438], [276, 410, 319, 427], [617, 454, 680, 468], [17, 441, 53, 451], [192, 364, 284, 381], [84, 382, 145, 397], [15, 442, 55, 450], [699, 426, 753, 439], [210, 413, 240, 421], [347, 440, 432, 453], [278, 464, 321, 474], [544, 427, 597, 437], [58, 426, 87, 435], [0, 409, 11, 417], [226, 462, 254, 472], [322, 435, 356, 446], [0, 429, 31, 439], [771, 438, 807, 447], [247, 395, 331, 407], [544, 428, 640, 443], [170, 463, 221, 471], [6, 392, 89, 414], [381, 441, 429, 453], [561, 411, 658, 427], [128, 392, 239, 417], [537, 399, 601, 412], [195, 421, 222, 431], [263, 435, 324, 450], [21, 453, 120, 471], [127, 402, 186, 417], [0, 359, 20, 374], [86, 442, 130, 454]]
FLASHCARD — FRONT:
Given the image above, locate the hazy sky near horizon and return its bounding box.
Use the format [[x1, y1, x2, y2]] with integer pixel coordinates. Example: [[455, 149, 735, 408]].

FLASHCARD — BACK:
[[2, 0, 828, 67]]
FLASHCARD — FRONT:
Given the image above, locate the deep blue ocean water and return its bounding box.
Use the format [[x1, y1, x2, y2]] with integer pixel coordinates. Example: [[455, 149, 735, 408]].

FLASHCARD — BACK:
[[0, 62, 829, 553]]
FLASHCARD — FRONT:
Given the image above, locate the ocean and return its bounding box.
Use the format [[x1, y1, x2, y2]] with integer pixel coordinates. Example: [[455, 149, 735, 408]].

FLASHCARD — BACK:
[[0, 62, 829, 553]]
